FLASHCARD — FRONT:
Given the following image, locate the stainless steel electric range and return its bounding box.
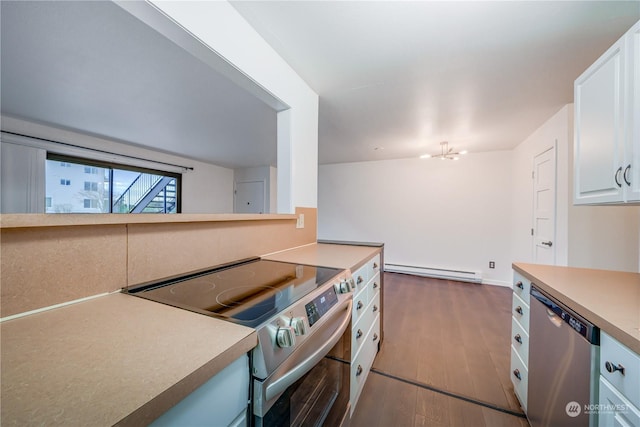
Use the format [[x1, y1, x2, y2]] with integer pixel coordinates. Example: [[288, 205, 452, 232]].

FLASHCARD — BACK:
[[125, 257, 355, 427]]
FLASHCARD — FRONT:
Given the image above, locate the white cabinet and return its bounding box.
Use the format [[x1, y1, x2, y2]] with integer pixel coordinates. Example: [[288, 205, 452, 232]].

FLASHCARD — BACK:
[[350, 253, 382, 415], [598, 332, 640, 427], [574, 20, 640, 205], [510, 271, 531, 411], [150, 354, 250, 427]]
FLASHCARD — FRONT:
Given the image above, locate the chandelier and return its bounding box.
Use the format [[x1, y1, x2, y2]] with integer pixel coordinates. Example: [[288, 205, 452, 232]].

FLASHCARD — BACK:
[[420, 141, 468, 160]]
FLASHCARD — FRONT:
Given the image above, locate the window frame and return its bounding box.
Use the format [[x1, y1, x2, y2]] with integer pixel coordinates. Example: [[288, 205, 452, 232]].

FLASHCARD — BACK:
[[46, 153, 182, 213]]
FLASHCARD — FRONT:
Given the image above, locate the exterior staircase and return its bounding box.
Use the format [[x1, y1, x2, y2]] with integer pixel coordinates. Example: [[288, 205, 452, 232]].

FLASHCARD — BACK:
[[112, 173, 177, 213]]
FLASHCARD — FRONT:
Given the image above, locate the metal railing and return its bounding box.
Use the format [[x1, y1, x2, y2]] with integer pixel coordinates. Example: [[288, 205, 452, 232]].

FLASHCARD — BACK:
[[112, 173, 162, 213]]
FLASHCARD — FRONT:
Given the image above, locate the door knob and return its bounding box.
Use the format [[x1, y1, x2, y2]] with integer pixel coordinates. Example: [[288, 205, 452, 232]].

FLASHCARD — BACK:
[[541, 241, 553, 247]]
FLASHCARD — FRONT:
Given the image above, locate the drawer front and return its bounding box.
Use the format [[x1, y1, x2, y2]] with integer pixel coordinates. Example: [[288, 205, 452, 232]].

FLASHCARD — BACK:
[[367, 254, 381, 280], [369, 291, 381, 322], [368, 271, 381, 302], [352, 304, 374, 356], [599, 376, 640, 427], [511, 316, 530, 367], [601, 332, 640, 408], [513, 271, 531, 306], [352, 290, 369, 322], [353, 264, 368, 296], [510, 346, 528, 411], [512, 293, 530, 332], [351, 315, 380, 415]]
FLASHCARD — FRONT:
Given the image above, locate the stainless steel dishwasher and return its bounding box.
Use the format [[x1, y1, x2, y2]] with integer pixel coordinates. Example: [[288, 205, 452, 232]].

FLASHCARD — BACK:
[[528, 286, 600, 427]]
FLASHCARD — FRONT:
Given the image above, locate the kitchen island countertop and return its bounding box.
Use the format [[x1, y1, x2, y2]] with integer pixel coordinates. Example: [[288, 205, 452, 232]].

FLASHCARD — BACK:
[[513, 262, 640, 354], [264, 242, 382, 272], [0, 292, 256, 426]]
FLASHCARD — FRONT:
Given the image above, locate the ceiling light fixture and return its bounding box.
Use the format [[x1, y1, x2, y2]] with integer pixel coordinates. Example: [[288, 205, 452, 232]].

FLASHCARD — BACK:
[[420, 141, 468, 161]]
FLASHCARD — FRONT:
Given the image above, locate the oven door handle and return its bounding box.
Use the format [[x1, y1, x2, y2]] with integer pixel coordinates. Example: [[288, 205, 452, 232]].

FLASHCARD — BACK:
[[265, 299, 353, 402]]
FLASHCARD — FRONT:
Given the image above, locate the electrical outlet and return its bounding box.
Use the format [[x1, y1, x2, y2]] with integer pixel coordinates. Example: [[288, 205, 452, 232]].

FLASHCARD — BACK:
[[489, 261, 495, 269], [296, 213, 305, 229]]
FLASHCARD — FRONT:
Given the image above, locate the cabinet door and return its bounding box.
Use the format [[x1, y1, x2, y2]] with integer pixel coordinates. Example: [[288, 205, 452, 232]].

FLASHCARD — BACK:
[[574, 36, 626, 204], [599, 376, 640, 427], [625, 21, 640, 202]]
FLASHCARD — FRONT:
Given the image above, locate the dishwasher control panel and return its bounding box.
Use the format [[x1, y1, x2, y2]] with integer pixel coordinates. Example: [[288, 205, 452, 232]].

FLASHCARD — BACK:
[[530, 286, 599, 344]]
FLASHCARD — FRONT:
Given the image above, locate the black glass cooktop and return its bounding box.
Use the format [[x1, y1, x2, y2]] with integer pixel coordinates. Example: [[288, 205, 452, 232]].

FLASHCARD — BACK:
[[126, 259, 342, 328]]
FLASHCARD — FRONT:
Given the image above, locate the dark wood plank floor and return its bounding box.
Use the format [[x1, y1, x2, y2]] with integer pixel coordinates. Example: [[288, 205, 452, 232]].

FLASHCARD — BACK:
[[350, 273, 529, 427]]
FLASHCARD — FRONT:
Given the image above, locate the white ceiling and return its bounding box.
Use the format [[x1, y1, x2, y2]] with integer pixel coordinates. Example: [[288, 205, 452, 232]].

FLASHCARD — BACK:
[[231, 1, 640, 164], [0, 0, 277, 169], [2, 1, 639, 169]]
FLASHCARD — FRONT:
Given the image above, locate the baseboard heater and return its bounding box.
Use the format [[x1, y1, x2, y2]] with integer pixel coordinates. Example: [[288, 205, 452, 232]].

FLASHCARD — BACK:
[[384, 263, 483, 284]]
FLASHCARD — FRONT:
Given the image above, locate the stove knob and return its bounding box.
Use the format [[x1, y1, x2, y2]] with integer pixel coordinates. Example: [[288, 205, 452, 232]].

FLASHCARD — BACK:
[[276, 326, 296, 348], [289, 317, 306, 336], [334, 280, 351, 294]]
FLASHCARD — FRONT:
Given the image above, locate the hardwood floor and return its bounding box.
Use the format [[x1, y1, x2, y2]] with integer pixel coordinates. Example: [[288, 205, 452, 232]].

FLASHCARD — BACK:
[[350, 273, 529, 427]]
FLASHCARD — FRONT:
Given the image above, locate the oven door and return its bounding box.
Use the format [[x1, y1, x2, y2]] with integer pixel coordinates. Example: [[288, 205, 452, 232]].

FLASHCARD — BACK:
[[254, 300, 352, 427]]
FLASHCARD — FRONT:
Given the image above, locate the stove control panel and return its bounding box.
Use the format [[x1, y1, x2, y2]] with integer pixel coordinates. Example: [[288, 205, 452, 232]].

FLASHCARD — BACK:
[[305, 286, 339, 327], [253, 270, 354, 380]]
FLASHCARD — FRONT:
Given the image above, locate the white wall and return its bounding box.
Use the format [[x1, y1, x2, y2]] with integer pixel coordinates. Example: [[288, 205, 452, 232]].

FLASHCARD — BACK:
[[319, 102, 640, 287], [318, 153, 514, 286], [144, 1, 319, 213], [1, 117, 234, 213]]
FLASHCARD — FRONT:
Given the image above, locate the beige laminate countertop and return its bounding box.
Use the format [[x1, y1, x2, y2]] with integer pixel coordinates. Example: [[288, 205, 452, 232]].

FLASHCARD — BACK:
[[263, 242, 382, 272], [0, 293, 257, 426], [0, 213, 296, 229], [513, 263, 640, 354]]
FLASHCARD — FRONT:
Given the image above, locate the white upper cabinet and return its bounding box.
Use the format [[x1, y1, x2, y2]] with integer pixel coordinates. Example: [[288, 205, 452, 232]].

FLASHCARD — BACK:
[[574, 20, 640, 205]]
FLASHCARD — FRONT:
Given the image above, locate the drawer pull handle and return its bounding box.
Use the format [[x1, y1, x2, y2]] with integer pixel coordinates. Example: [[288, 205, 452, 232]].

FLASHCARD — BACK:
[[615, 167, 623, 188], [373, 282, 379, 289], [373, 262, 379, 269], [357, 301, 364, 310], [356, 365, 363, 376], [624, 164, 631, 186], [513, 369, 521, 380], [605, 361, 625, 376], [357, 276, 364, 284], [372, 305, 378, 313], [515, 306, 523, 315], [373, 333, 379, 341], [514, 334, 522, 344], [356, 329, 363, 339], [515, 281, 524, 290]]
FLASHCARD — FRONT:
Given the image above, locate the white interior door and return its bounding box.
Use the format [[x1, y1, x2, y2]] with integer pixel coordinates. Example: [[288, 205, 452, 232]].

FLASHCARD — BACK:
[[532, 146, 557, 265], [234, 180, 265, 214]]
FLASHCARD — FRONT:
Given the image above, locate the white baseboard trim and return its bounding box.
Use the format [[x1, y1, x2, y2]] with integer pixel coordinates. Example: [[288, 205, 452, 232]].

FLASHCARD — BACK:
[[481, 279, 512, 288]]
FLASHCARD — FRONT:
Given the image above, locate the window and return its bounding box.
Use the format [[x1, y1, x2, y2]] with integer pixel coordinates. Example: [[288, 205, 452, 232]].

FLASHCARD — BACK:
[[45, 197, 52, 208], [45, 154, 181, 214], [83, 199, 99, 209]]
